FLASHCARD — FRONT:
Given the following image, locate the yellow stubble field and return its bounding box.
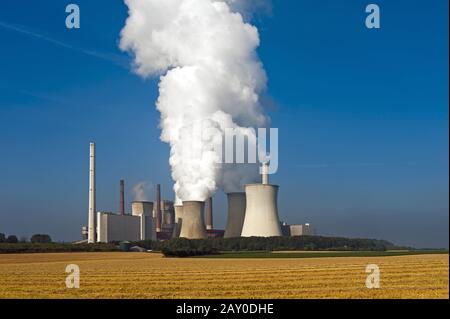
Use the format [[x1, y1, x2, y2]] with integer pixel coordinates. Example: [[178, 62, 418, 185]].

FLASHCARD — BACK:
[[0, 252, 447, 299]]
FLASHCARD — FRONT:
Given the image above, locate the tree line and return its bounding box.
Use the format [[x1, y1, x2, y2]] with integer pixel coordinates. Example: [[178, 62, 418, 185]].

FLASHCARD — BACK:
[[131, 235, 400, 257], [0, 233, 52, 244]]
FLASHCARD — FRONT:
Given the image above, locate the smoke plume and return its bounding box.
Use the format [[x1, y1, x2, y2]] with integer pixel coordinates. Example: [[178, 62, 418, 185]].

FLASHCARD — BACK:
[[132, 181, 152, 202], [120, 0, 269, 201]]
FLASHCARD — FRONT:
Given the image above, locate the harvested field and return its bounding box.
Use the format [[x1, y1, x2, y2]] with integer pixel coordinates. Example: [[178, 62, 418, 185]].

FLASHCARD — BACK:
[[0, 252, 447, 298]]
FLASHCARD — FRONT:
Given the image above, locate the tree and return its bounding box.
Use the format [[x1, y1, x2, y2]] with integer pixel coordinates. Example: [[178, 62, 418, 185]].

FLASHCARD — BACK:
[[30, 234, 52, 244], [0, 233, 5, 243], [6, 235, 18, 243]]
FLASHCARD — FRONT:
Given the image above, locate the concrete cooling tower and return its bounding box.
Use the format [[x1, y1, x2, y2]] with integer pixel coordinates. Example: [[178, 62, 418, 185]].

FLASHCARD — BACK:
[[224, 192, 246, 238], [241, 163, 282, 237], [179, 201, 207, 239], [172, 205, 184, 238], [132, 201, 156, 240], [174, 205, 183, 224], [131, 201, 153, 217]]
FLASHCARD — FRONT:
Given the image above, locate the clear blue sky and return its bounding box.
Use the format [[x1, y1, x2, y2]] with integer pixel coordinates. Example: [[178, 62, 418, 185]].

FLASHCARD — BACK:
[[0, 0, 448, 248]]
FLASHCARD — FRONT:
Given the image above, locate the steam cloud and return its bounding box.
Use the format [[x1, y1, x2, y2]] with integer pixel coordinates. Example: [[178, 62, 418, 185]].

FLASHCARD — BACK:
[[132, 182, 152, 202], [120, 0, 270, 201]]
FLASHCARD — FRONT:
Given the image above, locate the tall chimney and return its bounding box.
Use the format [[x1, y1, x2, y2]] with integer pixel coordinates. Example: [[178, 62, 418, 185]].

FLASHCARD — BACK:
[[205, 197, 213, 230], [155, 184, 161, 232], [119, 180, 125, 216], [261, 162, 269, 185], [88, 142, 96, 243]]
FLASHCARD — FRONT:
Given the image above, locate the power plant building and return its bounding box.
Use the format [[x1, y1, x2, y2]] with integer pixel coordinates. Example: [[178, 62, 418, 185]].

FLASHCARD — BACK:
[[290, 223, 315, 236], [95, 198, 156, 243], [280, 221, 291, 237], [96, 212, 141, 242], [85, 143, 315, 243]]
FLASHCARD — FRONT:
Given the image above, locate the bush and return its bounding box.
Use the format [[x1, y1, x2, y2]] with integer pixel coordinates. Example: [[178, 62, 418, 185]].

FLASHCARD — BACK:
[[161, 247, 219, 257], [30, 234, 52, 244]]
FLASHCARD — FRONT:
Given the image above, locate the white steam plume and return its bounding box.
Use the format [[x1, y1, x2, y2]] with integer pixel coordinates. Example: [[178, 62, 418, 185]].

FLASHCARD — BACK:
[[120, 0, 269, 201], [132, 181, 153, 201]]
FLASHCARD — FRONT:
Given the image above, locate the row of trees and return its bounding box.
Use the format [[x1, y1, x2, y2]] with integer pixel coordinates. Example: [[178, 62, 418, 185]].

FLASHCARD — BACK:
[[0, 242, 118, 254], [0, 233, 52, 244]]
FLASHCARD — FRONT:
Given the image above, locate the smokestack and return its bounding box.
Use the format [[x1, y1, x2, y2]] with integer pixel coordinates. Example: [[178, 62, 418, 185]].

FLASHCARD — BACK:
[[120, 180, 125, 216], [262, 162, 269, 185], [205, 197, 213, 230], [88, 142, 96, 243], [179, 201, 207, 239], [155, 184, 161, 232]]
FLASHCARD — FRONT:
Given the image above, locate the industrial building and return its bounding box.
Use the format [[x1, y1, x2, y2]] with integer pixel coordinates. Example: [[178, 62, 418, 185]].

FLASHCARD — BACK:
[[289, 223, 315, 236], [280, 221, 291, 236], [97, 212, 142, 242], [96, 184, 157, 243], [84, 143, 316, 243]]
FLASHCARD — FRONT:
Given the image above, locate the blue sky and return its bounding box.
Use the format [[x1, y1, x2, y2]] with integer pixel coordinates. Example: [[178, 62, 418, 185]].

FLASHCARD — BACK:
[[0, 0, 448, 248]]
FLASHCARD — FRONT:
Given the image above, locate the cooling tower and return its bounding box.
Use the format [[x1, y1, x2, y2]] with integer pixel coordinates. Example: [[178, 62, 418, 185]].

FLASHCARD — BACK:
[[132, 201, 155, 240], [241, 163, 282, 237], [205, 197, 213, 230], [224, 192, 246, 238], [131, 201, 153, 216], [179, 201, 207, 239], [88, 142, 96, 243], [174, 205, 183, 224], [240, 184, 282, 237], [172, 205, 183, 238]]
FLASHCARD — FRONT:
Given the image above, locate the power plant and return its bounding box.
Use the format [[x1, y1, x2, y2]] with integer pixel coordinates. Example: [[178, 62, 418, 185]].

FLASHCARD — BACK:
[[84, 143, 314, 243]]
